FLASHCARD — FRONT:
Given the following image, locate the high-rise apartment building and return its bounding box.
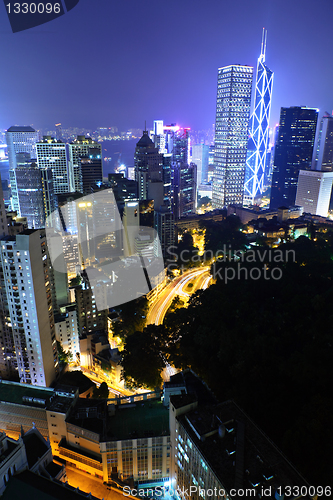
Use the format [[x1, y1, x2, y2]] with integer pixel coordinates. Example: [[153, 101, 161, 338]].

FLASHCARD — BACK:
[[212, 65, 253, 208], [6, 126, 39, 213], [244, 29, 274, 205], [0, 230, 59, 387], [270, 107, 318, 209], [74, 272, 108, 336], [36, 137, 69, 195]]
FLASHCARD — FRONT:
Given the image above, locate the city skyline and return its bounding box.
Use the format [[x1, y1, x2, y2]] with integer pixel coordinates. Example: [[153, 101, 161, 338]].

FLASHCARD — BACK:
[[1, 0, 333, 133]]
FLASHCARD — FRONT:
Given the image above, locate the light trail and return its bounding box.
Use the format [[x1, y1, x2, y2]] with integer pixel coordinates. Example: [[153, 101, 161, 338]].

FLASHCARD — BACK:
[[149, 267, 211, 325]]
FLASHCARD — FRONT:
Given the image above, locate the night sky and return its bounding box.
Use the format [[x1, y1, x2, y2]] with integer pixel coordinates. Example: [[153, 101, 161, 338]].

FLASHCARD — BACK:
[[0, 0, 332, 132]]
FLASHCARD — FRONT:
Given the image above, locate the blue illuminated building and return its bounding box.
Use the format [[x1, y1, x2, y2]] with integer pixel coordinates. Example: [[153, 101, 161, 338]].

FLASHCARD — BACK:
[[244, 29, 274, 205]]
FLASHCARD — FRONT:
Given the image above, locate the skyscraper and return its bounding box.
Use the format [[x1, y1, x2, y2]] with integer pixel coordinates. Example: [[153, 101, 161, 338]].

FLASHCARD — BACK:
[[15, 158, 46, 229], [270, 107, 318, 209], [192, 144, 209, 186], [171, 163, 197, 218], [312, 113, 333, 171], [212, 65, 253, 208], [244, 29, 274, 205], [68, 136, 103, 193], [36, 137, 69, 195], [134, 130, 163, 200], [6, 126, 39, 213], [0, 230, 59, 386]]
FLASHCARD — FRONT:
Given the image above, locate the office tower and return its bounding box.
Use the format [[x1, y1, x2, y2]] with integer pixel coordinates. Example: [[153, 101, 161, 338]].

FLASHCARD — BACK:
[[41, 168, 57, 220], [0, 230, 59, 387], [312, 113, 333, 209], [295, 170, 333, 216], [170, 127, 190, 165], [134, 130, 163, 200], [312, 113, 333, 171], [6, 126, 38, 213], [36, 137, 69, 195], [107, 173, 138, 202], [153, 120, 166, 153], [68, 136, 103, 193], [14, 153, 56, 229], [212, 65, 253, 208], [122, 200, 140, 257], [162, 154, 173, 203], [192, 144, 209, 186], [171, 163, 197, 218], [270, 107, 318, 209], [15, 159, 45, 229], [244, 29, 274, 205], [80, 153, 103, 194]]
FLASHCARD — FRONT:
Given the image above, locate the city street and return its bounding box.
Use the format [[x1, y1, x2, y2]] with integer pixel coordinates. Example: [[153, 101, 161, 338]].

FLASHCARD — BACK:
[[147, 267, 212, 326], [66, 466, 126, 500]]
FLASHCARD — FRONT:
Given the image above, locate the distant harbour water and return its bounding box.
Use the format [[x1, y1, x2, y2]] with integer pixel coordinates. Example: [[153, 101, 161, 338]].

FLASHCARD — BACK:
[[101, 139, 137, 177], [0, 138, 138, 182]]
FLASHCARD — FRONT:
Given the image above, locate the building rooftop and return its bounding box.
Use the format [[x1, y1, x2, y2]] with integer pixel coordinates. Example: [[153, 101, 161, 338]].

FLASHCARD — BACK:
[[47, 394, 76, 415], [177, 399, 311, 497], [0, 439, 19, 465], [107, 400, 169, 441], [168, 370, 217, 407], [1, 470, 100, 499], [0, 380, 53, 407], [66, 398, 169, 442], [57, 372, 95, 395], [23, 430, 49, 468], [6, 126, 36, 132]]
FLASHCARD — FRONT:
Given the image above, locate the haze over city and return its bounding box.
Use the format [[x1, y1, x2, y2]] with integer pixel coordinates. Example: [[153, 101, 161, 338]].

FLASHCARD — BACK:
[[1, 0, 333, 131]]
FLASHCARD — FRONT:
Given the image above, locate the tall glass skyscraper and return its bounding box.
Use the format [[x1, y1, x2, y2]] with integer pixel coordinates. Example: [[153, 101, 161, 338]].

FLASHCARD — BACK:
[[212, 65, 253, 208], [244, 29, 274, 206], [6, 126, 38, 213], [270, 106, 318, 209]]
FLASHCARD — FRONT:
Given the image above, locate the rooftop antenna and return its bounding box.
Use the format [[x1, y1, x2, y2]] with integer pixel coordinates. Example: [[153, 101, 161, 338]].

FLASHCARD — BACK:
[[260, 27, 267, 63], [144, 120, 147, 132]]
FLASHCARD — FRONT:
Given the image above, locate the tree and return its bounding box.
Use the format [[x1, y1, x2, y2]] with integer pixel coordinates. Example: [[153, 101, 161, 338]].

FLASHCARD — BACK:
[[121, 324, 171, 389], [57, 341, 72, 365], [165, 295, 185, 317], [202, 215, 247, 260], [161, 238, 333, 487], [69, 275, 81, 287], [93, 381, 109, 399], [112, 296, 149, 339], [198, 196, 211, 207], [175, 232, 201, 269]]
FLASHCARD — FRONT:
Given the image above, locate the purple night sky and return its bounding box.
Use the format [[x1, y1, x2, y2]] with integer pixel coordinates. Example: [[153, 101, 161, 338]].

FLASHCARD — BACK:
[[0, 0, 332, 132]]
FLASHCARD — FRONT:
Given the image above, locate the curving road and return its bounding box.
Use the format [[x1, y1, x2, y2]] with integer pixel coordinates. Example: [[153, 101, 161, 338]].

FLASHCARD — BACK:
[[147, 266, 212, 326]]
